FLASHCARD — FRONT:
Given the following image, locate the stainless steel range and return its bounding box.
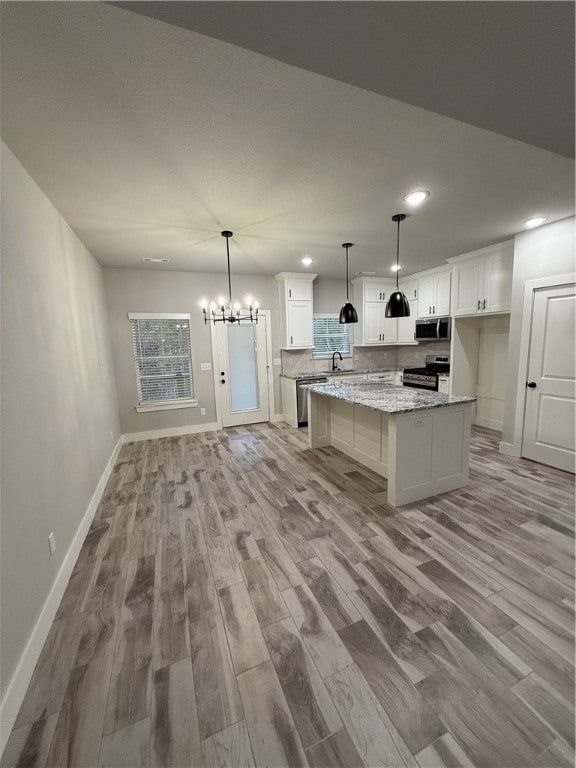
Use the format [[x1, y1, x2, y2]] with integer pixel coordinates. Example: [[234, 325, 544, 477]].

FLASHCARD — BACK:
[[403, 355, 450, 391]]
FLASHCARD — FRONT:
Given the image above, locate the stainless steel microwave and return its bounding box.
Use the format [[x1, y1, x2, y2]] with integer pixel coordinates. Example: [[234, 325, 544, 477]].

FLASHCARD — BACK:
[[415, 316, 451, 342]]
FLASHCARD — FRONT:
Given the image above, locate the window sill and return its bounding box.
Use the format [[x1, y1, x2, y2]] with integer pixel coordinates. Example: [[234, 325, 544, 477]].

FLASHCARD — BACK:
[[136, 399, 198, 413]]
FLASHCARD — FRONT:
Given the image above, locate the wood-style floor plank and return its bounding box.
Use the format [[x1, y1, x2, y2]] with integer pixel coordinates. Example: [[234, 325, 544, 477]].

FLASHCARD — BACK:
[[237, 661, 308, 768], [200, 721, 255, 768], [151, 658, 201, 767], [323, 664, 416, 768], [263, 617, 342, 749], [338, 620, 445, 754], [5, 425, 574, 768], [98, 719, 150, 768]]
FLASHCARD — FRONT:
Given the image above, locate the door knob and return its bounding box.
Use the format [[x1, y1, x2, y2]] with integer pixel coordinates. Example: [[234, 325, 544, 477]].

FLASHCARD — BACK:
[[220, 371, 225, 376], [221, 378, 226, 384], [526, 381, 537, 388]]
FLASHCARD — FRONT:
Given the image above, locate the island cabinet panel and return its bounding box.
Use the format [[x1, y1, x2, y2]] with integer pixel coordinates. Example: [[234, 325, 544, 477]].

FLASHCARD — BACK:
[[308, 388, 473, 507], [388, 405, 471, 506]]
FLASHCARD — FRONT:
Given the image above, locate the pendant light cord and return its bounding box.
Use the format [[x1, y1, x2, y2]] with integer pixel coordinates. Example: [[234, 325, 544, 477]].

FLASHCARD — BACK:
[[396, 217, 400, 290], [345, 245, 350, 301], [226, 236, 232, 307]]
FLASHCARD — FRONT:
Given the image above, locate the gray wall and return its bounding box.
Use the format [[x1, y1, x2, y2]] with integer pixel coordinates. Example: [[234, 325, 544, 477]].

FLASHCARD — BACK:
[[103, 268, 283, 435], [501, 216, 575, 449], [0, 143, 121, 700]]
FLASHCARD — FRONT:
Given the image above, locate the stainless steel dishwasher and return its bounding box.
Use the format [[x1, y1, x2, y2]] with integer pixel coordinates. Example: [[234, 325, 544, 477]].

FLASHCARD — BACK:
[[296, 377, 328, 427]]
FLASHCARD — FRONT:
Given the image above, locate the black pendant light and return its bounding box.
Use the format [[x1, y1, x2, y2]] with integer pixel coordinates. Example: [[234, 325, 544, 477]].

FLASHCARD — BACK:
[[385, 214, 411, 318], [339, 242, 358, 324]]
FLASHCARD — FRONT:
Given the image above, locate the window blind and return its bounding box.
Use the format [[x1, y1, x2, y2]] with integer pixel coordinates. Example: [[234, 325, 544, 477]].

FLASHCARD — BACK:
[[129, 313, 194, 404], [312, 314, 350, 358]]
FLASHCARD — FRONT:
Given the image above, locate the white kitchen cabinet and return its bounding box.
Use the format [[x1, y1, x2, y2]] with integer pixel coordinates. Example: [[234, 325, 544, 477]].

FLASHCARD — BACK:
[[396, 297, 419, 344], [450, 241, 513, 317], [400, 278, 418, 301], [438, 374, 450, 395], [417, 269, 451, 318], [275, 272, 317, 349], [366, 370, 403, 385], [352, 277, 397, 345]]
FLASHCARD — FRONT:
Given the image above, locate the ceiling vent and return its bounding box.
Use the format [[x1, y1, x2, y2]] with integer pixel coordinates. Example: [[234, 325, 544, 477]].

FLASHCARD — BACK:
[[143, 257, 169, 263]]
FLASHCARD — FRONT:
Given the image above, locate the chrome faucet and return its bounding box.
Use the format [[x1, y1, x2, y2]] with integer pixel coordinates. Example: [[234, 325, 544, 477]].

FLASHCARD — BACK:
[[331, 351, 343, 371]]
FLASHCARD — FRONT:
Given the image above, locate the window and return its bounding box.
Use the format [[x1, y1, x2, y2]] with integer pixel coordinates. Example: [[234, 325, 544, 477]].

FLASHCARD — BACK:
[[312, 313, 351, 358], [129, 313, 196, 411]]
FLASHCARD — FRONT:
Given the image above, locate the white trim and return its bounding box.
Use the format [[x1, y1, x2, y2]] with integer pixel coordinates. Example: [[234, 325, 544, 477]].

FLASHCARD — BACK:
[[505, 272, 576, 457], [446, 239, 514, 264], [498, 440, 519, 457], [270, 413, 285, 423], [123, 421, 221, 442], [128, 312, 190, 320], [135, 399, 198, 413], [0, 437, 123, 756]]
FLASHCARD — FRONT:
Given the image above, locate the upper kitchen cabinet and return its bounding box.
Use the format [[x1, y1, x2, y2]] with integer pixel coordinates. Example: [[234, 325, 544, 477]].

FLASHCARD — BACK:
[[397, 278, 419, 344], [417, 268, 451, 318], [449, 241, 513, 316], [275, 272, 317, 348], [352, 277, 397, 345]]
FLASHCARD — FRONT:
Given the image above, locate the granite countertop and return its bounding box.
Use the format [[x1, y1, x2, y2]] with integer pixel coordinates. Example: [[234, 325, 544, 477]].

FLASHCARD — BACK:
[[280, 367, 401, 381], [306, 380, 475, 414]]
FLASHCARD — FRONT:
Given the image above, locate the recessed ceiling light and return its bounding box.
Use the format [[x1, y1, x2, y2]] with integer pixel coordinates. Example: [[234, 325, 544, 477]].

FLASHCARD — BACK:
[[390, 264, 401, 272], [301, 256, 313, 266], [524, 216, 548, 229], [143, 257, 169, 263], [403, 189, 430, 206]]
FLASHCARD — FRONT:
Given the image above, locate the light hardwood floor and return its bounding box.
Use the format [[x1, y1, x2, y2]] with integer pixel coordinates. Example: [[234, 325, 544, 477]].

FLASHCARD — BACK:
[[2, 425, 574, 768]]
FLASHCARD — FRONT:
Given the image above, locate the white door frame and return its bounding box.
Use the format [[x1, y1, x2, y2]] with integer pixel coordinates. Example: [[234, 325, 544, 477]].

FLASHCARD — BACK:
[[210, 309, 275, 428], [503, 272, 575, 457]]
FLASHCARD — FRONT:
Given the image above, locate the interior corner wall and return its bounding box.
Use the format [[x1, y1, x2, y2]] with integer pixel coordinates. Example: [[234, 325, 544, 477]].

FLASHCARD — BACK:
[[103, 268, 282, 436], [501, 216, 575, 450], [0, 143, 121, 709]]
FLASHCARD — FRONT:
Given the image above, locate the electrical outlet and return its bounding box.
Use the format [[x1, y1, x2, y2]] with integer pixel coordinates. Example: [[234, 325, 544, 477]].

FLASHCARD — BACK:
[[48, 531, 56, 556], [200, 408, 206, 416]]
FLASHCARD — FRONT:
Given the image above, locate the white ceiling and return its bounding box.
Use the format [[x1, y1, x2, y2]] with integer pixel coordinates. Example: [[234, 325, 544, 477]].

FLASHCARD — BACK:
[[1, 2, 574, 279]]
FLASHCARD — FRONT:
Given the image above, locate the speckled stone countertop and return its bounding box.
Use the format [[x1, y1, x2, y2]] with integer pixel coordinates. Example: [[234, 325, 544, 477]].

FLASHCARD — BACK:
[[280, 367, 401, 380], [306, 381, 475, 414]]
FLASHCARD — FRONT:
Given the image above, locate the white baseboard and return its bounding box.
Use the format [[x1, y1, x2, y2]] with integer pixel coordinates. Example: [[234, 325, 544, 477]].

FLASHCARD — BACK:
[[499, 440, 520, 457], [123, 421, 221, 442], [270, 413, 286, 423], [0, 437, 123, 756]]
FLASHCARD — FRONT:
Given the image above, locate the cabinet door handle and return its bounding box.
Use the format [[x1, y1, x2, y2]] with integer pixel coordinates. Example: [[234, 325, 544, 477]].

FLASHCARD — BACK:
[[483, 299, 486, 310], [289, 289, 291, 298], [290, 335, 293, 344], [433, 305, 435, 314], [477, 299, 481, 311], [429, 306, 431, 314]]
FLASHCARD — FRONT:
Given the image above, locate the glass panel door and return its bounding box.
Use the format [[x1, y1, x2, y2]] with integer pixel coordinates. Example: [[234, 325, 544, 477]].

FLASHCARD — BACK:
[[227, 324, 259, 412]]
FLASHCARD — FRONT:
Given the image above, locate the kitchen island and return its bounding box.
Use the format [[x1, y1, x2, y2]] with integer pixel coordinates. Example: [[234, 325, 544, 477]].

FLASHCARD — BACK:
[[306, 381, 475, 506]]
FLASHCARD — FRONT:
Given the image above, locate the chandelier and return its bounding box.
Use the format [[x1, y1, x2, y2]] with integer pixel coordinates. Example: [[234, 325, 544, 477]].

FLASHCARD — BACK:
[[202, 231, 259, 324]]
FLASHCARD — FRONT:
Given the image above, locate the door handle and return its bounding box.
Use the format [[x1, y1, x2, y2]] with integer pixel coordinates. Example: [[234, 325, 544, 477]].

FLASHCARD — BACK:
[[477, 299, 481, 311], [433, 305, 435, 314], [526, 381, 537, 388], [429, 306, 431, 314], [483, 299, 486, 310]]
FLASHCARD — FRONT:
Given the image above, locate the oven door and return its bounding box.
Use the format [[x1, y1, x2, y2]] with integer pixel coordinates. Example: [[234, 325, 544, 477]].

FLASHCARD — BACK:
[[403, 375, 438, 391]]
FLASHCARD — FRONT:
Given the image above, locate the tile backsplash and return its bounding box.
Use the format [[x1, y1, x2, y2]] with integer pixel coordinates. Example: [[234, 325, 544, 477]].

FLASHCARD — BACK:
[[281, 342, 450, 375], [396, 342, 451, 368]]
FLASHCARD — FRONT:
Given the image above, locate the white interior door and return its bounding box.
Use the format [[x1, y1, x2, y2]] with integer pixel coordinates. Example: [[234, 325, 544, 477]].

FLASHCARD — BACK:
[[522, 283, 575, 472], [215, 317, 270, 427]]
